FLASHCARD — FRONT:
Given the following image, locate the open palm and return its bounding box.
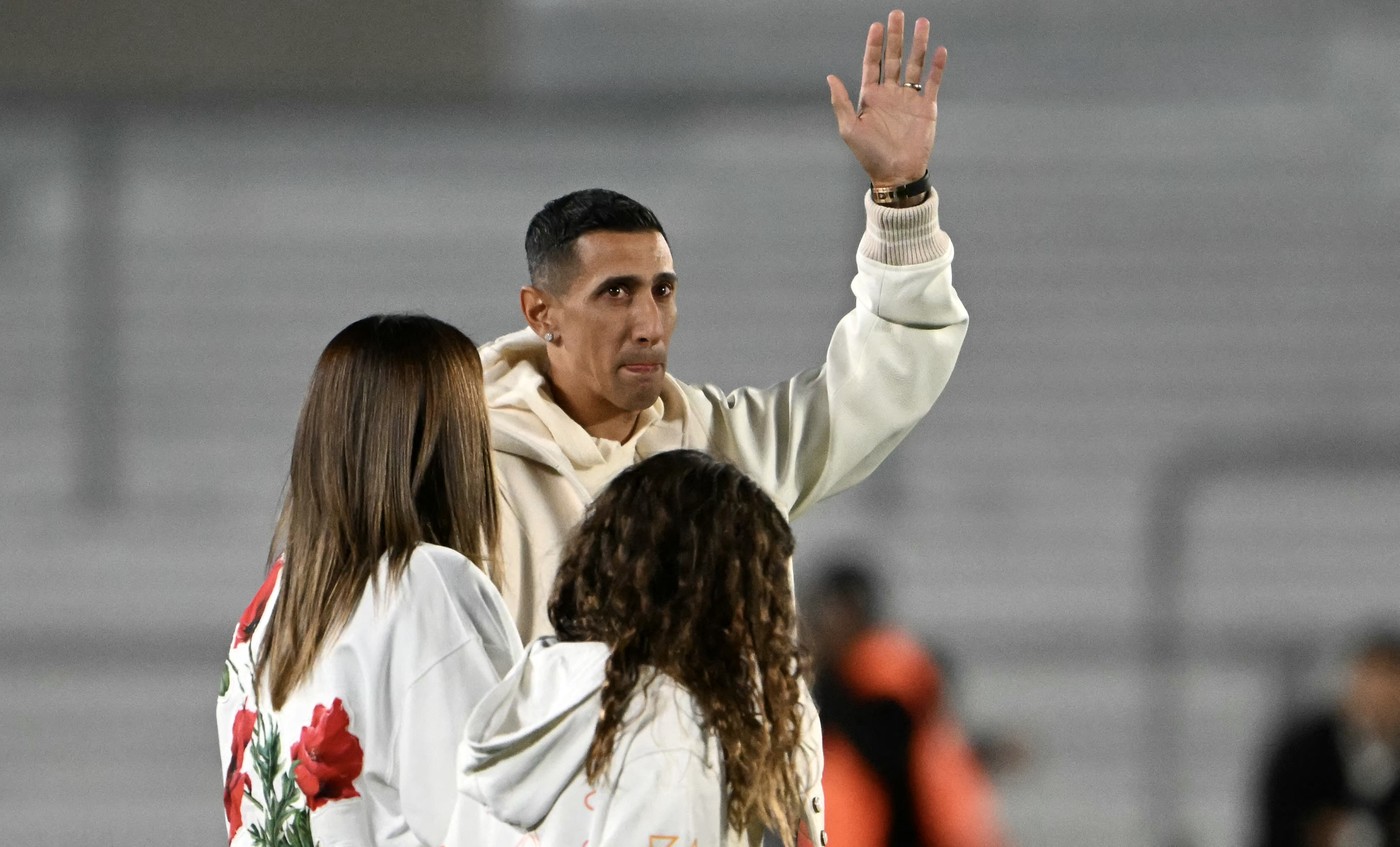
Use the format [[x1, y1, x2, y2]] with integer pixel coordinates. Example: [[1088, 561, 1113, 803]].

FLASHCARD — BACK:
[[827, 11, 947, 188]]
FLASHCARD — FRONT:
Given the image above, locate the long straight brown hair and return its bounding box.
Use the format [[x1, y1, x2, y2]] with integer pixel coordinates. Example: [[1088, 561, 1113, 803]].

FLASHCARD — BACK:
[[549, 450, 806, 844], [257, 313, 499, 709]]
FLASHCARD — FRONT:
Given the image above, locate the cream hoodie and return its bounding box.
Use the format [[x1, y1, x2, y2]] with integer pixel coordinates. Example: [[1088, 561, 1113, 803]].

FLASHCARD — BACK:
[[484, 190, 966, 642], [444, 638, 827, 847]]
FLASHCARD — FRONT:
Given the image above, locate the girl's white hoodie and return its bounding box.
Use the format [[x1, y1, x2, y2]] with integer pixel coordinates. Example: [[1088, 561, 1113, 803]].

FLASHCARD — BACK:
[[445, 638, 827, 847]]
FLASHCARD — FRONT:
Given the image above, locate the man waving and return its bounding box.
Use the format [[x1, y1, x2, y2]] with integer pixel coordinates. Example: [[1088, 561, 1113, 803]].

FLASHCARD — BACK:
[[483, 10, 965, 639]]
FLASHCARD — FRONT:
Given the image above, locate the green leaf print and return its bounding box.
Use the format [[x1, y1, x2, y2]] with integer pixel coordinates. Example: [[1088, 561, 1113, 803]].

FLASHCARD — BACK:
[[286, 809, 316, 847], [242, 711, 320, 847]]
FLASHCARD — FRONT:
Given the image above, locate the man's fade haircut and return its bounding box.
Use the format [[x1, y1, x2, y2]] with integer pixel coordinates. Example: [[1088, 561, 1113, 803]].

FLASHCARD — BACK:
[[525, 188, 667, 293]]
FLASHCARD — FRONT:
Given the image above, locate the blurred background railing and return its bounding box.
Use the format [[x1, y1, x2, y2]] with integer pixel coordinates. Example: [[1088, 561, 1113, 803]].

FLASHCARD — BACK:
[[1, 0, 1397, 844], [1143, 428, 1400, 844]]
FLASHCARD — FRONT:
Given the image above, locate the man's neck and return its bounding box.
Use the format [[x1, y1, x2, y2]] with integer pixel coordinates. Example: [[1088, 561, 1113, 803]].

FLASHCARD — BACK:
[[548, 381, 642, 443]]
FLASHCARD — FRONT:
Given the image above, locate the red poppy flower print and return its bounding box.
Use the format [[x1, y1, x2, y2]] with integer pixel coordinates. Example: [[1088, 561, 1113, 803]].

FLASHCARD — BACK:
[[290, 698, 364, 810], [233, 558, 283, 648], [223, 770, 251, 842], [224, 707, 257, 842]]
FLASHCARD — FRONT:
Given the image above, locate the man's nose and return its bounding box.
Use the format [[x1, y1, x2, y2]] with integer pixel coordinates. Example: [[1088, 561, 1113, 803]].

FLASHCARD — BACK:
[[632, 294, 665, 345]]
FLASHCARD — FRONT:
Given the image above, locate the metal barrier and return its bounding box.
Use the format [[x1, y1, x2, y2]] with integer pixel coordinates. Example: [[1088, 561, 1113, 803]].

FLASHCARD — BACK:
[[1142, 424, 1400, 845]]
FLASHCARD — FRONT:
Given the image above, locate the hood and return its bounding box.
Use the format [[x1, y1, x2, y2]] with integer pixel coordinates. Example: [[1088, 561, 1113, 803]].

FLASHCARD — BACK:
[[458, 637, 611, 830], [479, 329, 550, 421], [480, 330, 575, 475]]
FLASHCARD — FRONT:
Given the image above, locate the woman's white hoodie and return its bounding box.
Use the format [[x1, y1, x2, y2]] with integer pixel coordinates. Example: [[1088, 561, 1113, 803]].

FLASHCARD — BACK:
[[445, 638, 826, 847]]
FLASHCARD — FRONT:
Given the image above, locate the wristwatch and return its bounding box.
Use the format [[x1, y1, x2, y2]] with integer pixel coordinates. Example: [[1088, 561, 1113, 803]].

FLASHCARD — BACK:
[[870, 170, 930, 207]]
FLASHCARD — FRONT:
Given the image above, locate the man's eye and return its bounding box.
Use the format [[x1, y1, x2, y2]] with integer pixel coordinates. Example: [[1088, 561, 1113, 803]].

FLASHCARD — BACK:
[[657, 283, 674, 297], [605, 285, 626, 298]]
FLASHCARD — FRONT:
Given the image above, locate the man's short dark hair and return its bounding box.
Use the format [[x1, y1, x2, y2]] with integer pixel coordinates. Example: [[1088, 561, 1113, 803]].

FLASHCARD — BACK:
[[525, 188, 667, 293]]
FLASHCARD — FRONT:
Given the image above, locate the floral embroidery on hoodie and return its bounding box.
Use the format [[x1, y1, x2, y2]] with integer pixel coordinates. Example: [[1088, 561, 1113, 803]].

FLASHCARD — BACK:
[[224, 707, 257, 842], [233, 559, 283, 648], [291, 699, 364, 810], [221, 565, 365, 847]]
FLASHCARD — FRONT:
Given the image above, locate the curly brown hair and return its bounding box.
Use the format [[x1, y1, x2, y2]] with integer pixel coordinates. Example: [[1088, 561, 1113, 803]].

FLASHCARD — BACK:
[[549, 449, 807, 844]]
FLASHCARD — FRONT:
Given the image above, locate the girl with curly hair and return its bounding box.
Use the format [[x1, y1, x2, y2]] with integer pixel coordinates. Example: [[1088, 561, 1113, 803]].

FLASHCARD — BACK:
[[445, 449, 824, 847]]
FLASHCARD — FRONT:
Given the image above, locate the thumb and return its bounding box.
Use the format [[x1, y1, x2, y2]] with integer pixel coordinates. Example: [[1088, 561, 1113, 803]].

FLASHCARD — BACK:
[[827, 75, 856, 134]]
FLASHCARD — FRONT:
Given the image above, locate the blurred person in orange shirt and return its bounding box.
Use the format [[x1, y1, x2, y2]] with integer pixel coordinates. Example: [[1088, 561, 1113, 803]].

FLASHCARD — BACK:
[[806, 558, 1010, 847]]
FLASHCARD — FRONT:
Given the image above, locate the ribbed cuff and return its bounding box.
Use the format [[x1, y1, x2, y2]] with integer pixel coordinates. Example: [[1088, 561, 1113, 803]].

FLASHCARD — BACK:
[[858, 188, 952, 265]]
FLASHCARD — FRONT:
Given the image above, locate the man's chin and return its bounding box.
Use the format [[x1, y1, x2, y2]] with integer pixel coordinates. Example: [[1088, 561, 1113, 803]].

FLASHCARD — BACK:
[[614, 382, 665, 412], [628, 392, 665, 411]]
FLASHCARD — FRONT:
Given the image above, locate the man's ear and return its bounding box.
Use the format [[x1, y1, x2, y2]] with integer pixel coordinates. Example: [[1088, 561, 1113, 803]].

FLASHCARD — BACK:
[[520, 285, 552, 339]]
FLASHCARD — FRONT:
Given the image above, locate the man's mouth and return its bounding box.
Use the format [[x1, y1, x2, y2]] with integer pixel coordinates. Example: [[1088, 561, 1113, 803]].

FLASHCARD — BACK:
[[621, 363, 663, 374]]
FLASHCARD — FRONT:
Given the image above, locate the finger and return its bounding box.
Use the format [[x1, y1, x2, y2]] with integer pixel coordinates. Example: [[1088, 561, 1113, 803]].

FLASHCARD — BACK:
[[883, 10, 905, 84], [925, 44, 948, 102], [860, 22, 883, 90], [827, 75, 857, 134], [905, 17, 930, 91]]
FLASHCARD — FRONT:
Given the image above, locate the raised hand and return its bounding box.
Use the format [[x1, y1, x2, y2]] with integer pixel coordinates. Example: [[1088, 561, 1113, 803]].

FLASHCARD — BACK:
[[827, 10, 947, 188]]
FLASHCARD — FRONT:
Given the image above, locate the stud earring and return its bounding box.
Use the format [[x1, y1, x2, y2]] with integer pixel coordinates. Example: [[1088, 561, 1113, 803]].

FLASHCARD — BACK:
[[544, 332, 555, 343]]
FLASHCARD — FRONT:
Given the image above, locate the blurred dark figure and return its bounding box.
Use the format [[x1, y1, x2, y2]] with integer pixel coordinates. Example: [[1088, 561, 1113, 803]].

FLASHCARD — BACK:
[[807, 559, 1008, 847], [1257, 628, 1400, 847]]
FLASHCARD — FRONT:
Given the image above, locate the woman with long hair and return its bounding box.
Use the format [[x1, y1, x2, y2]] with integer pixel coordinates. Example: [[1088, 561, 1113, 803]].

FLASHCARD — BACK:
[[216, 313, 523, 847], [445, 449, 824, 847]]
